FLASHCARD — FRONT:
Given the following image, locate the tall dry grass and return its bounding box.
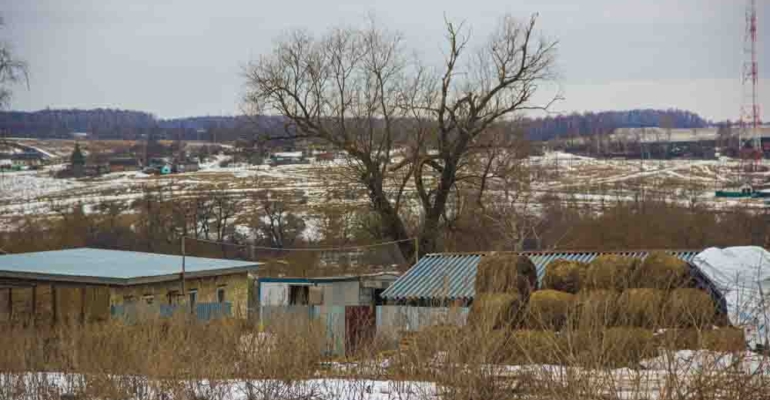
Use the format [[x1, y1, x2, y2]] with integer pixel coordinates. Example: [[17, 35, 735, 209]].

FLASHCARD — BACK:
[[1, 305, 769, 400]]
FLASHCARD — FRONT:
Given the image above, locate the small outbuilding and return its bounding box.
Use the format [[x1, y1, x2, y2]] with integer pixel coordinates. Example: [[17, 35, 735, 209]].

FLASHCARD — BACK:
[[0, 248, 261, 323]]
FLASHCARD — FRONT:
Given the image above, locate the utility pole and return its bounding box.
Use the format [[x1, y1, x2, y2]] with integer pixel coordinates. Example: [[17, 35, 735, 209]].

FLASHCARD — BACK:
[[181, 236, 186, 299]]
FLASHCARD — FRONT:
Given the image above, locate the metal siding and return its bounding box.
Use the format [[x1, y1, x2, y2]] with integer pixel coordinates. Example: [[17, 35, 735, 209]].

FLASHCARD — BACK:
[[382, 250, 700, 301]]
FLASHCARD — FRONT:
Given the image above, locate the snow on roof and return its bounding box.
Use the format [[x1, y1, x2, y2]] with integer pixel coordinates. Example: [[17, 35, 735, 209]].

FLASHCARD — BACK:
[[0, 248, 259, 283]]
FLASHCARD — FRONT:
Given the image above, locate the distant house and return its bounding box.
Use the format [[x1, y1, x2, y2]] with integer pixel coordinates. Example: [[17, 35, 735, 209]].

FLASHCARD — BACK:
[[109, 158, 141, 173], [174, 160, 200, 173], [11, 152, 44, 167], [269, 151, 307, 166], [314, 152, 336, 163], [0, 248, 261, 323]]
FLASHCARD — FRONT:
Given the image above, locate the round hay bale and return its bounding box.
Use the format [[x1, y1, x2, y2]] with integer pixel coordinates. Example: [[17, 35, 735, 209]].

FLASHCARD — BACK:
[[633, 251, 690, 289], [577, 290, 620, 329], [526, 290, 577, 331], [702, 328, 746, 352], [585, 255, 637, 291], [617, 289, 666, 328], [602, 327, 656, 367], [475, 254, 537, 295], [510, 330, 564, 364], [543, 259, 588, 294], [655, 329, 701, 350], [663, 289, 717, 328], [468, 293, 522, 331]]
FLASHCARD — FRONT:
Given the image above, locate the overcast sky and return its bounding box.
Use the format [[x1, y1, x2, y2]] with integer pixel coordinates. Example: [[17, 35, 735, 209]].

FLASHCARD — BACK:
[[1, 0, 768, 121]]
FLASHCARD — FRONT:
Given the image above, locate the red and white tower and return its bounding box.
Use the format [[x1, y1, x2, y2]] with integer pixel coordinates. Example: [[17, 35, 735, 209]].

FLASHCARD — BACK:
[[740, 0, 761, 155]]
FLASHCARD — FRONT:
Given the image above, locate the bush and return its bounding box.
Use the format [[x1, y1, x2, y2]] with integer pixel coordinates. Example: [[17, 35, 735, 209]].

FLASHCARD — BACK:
[[633, 251, 689, 289], [542, 259, 587, 294], [526, 290, 576, 330], [617, 289, 666, 328], [585, 255, 637, 291]]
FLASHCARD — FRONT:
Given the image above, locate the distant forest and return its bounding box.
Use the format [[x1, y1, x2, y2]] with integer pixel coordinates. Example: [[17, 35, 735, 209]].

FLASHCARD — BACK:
[[0, 108, 709, 142]]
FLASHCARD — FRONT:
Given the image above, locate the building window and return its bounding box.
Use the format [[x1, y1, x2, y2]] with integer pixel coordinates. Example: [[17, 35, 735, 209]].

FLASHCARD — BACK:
[[142, 295, 154, 305], [167, 290, 180, 305], [289, 285, 309, 305], [123, 295, 136, 304], [189, 290, 198, 309], [216, 287, 226, 303]]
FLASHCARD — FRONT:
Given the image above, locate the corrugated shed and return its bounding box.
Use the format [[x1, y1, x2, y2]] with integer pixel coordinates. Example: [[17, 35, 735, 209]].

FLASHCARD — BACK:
[[381, 250, 700, 301]]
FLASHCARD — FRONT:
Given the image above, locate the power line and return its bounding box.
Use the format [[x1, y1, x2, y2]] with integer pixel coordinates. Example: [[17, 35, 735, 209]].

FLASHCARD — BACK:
[[184, 236, 417, 252]]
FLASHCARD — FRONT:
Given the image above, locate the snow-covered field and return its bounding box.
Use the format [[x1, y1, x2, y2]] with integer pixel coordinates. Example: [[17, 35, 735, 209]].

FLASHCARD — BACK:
[[1, 151, 768, 227]]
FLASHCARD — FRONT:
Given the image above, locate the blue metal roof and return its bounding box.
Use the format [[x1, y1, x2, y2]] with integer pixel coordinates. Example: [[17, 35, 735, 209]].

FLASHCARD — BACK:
[[0, 248, 259, 281], [381, 250, 700, 301]]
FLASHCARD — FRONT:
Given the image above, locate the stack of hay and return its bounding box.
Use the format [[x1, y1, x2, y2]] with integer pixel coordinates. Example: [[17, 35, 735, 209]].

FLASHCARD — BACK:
[[471, 251, 745, 367], [470, 253, 537, 331]]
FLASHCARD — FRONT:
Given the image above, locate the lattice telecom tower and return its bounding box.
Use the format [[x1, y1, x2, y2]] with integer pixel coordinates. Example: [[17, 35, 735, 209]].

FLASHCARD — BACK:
[[740, 0, 762, 154]]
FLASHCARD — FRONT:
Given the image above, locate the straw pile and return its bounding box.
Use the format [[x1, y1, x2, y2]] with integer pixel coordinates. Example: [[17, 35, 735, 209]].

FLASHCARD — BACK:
[[601, 327, 656, 366], [577, 290, 620, 329], [475, 254, 537, 295], [634, 251, 689, 290], [526, 290, 577, 330], [469, 293, 522, 330], [663, 289, 716, 328], [617, 289, 666, 328], [585, 255, 637, 290], [656, 329, 701, 350], [542, 259, 588, 294], [702, 328, 746, 352]]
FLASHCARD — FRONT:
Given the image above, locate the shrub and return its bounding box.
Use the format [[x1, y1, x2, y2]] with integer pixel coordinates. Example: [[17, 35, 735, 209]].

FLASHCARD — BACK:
[[577, 290, 620, 329]]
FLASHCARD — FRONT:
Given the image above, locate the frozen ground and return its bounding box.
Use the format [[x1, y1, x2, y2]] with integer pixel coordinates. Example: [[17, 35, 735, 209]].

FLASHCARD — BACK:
[[1, 152, 768, 226]]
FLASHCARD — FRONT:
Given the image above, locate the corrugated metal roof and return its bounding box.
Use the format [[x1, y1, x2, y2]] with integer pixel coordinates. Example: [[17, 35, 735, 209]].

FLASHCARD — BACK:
[[381, 250, 700, 301], [0, 248, 259, 282]]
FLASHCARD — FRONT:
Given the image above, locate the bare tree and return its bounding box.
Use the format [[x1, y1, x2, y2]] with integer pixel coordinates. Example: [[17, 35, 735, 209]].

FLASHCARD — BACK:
[[0, 16, 28, 109], [245, 14, 558, 256]]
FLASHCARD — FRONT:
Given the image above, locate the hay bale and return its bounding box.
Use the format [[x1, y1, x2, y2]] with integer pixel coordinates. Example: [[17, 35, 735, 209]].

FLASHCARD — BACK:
[[577, 290, 620, 329], [543, 259, 588, 294], [617, 289, 666, 328], [633, 251, 689, 289], [655, 329, 701, 350], [475, 254, 537, 295], [663, 289, 716, 328], [526, 290, 577, 330], [469, 293, 522, 330], [585, 255, 637, 290], [510, 330, 564, 364], [602, 327, 656, 367], [702, 328, 746, 352]]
